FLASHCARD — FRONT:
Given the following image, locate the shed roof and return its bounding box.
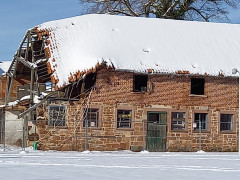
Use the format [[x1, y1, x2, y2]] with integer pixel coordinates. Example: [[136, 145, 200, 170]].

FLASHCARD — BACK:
[[36, 14, 240, 88]]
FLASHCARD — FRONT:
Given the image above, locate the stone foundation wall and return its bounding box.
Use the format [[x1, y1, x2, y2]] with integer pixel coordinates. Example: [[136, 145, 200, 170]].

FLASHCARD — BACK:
[[36, 68, 239, 152]]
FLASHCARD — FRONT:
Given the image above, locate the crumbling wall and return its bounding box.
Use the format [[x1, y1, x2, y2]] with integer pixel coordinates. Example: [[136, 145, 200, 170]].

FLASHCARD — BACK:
[[4, 110, 23, 146], [36, 68, 239, 152]]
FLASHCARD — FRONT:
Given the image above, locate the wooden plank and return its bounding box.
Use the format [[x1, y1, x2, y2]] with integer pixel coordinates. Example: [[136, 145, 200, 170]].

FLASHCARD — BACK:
[[4, 75, 10, 105], [5, 59, 18, 105], [18, 91, 58, 118], [15, 57, 36, 70], [29, 31, 36, 124]]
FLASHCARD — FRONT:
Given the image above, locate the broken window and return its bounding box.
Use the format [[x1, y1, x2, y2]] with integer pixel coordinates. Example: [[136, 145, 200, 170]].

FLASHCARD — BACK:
[[48, 106, 66, 126], [117, 110, 132, 128], [133, 75, 148, 92], [171, 112, 186, 130], [191, 78, 205, 95], [220, 114, 233, 131], [83, 108, 99, 127], [194, 113, 208, 130]]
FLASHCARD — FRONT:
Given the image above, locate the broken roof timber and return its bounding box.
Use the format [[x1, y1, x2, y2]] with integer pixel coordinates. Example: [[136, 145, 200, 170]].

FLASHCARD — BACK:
[[33, 14, 240, 90]]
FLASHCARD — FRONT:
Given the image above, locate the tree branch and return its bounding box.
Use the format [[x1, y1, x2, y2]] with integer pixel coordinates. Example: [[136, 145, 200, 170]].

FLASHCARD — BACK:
[[162, 0, 180, 18], [188, 6, 210, 21], [123, 0, 140, 16]]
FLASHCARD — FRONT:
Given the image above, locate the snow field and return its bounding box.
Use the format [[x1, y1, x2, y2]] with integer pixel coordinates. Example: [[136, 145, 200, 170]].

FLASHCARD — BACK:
[[1, 147, 240, 180]]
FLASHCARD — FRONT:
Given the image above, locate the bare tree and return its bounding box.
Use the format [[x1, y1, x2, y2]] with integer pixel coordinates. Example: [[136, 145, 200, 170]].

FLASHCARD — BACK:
[[79, 0, 239, 22]]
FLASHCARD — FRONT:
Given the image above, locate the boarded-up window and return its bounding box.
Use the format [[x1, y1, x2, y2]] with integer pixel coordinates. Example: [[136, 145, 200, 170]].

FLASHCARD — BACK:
[[117, 110, 132, 128], [83, 108, 99, 127], [171, 112, 185, 130], [48, 106, 66, 126]]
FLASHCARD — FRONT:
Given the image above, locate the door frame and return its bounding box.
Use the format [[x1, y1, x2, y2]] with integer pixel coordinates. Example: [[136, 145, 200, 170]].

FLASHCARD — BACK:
[[146, 111, 167, 152]]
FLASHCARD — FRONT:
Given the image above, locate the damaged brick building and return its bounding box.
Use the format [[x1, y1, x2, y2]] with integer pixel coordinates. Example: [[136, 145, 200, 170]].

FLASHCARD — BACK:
[[4, 14, 240, 152]]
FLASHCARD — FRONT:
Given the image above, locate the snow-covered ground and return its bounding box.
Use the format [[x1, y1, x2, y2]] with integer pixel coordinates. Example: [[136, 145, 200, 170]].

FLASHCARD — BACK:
[[1, 146, 240, 180]]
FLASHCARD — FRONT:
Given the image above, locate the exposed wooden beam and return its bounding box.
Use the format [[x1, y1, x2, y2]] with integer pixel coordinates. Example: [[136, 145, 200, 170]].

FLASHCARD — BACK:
[[6, 72, 13, 78], [27, 89, 39, 96], [29, 31, 35, 126], [4, 74, 10, 105], [15, 56, 36, 70], [5, 31, 30, 105], [5, 60, 18, 105], [19, 91, 58, 118], [16, 32, 28, 57]]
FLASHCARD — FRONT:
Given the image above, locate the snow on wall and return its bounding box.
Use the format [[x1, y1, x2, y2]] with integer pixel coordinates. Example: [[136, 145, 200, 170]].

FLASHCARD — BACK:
[[36, 14, 240, 87]]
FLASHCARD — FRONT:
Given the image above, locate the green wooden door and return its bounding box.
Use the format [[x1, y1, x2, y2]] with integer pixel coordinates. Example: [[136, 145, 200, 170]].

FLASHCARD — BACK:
[[147, 112, 167, 152]]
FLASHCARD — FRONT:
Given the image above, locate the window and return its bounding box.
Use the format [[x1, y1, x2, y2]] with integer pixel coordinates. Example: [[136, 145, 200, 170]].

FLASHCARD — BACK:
[[48, 106, 66, 126], [117, 110, 132, 128], [194, 113, 208, 130], [220, 114, 233, 131], [133, 75, 148, 92], [191, 78, 205, 95], [83, 108, 99, 127], [171, 112, 186, 130]]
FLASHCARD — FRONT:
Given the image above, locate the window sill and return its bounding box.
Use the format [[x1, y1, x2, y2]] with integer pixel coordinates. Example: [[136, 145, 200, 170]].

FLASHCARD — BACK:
[[47, 126, 68, 129], [189, 94, 207, 98], [84, 127, 102, 130], [171, 130, 188, 133], [132, 91, 147, 94], [193, 130, 210, 133], [220, 131, 236, 134], [116, 128, 134, 131]]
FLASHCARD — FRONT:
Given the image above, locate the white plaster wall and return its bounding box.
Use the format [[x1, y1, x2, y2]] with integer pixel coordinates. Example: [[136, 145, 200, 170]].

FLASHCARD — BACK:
[[5, 110, 23, 145]]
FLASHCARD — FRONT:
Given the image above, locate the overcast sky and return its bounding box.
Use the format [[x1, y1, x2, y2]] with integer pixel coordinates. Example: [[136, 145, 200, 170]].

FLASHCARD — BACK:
[[0, 0, 240, 61]]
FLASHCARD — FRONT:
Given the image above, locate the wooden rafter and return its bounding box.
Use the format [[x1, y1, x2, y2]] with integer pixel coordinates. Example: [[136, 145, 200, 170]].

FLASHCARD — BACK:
[[19, 91, 58, 118]]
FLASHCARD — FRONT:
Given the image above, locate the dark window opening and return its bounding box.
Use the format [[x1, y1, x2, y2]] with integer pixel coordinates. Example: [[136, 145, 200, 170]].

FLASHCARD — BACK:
[[147, 112, 167, 125], [32, 40, 45, 61], [84, 73, 97, 92], [66, 73, 96, 99], [171, 112, 186, 130], [83, 108, 99, 127], [194, 113, 207, 130], [220, 114, 233, 131], [48, 106, 66, 126], [117, 110, 132, 128], [133, 75, 148, 92], [191, 78, 205, 95]]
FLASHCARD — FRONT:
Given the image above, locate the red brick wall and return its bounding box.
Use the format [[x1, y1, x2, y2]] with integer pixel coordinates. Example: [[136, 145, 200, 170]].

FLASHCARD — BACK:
[[0, 75, 31, 102], [37, 68, 239, 152]]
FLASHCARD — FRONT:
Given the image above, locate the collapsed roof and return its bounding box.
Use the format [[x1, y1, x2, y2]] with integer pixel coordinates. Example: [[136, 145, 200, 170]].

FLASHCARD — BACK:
[[35, 14, 240, 88]]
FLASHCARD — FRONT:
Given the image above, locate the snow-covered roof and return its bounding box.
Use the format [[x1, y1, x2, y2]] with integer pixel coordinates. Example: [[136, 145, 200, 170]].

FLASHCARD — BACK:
[[36, 14, 240, 88], [0, 61, 11, 75]]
